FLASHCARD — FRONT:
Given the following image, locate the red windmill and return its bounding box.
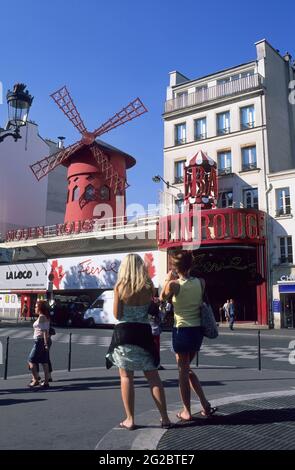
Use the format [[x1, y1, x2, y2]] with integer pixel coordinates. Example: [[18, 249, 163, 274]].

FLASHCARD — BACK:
[[30, 86, 147, 223]]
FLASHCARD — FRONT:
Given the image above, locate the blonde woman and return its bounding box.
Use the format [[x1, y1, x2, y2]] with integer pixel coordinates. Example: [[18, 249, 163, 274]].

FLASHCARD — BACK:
[[106, 254, 171, 430], [161, 250, 217, 421]]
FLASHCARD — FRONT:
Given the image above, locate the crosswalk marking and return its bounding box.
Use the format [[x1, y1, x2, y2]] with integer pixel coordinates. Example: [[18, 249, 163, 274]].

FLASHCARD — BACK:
[[0, 328, 291, 363]]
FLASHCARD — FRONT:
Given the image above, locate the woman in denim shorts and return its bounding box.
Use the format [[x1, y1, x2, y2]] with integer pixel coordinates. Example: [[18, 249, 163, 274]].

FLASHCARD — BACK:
[[161, 251, 218, 421]]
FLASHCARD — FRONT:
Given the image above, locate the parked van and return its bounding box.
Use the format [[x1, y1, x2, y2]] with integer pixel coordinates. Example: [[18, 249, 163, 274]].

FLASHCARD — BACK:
[[83, 290, 116, 327]]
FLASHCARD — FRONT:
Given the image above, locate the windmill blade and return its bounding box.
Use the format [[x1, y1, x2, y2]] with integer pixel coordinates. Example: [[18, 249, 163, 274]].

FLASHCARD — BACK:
[[90, 144, 129, 193], [51, 86, 88, 136], [30, 141, 84, 181], [93, 98, 147, 138]]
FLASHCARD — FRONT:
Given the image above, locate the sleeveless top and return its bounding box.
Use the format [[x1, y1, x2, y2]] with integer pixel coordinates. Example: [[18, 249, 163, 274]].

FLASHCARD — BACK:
[[33, 316, 50, 339], [172, 277, 202, 328], [118, 303, 150, 324]]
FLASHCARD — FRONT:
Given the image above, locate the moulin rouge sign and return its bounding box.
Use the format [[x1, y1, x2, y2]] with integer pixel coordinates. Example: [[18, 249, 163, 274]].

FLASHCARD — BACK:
[[5, 219, 97, 242], [158, 208, 266, 249]]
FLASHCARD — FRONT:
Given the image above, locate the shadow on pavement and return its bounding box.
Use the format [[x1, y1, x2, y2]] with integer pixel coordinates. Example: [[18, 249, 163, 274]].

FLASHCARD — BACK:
[[0, 398, 46, 406], [172, 408, 295, 427]]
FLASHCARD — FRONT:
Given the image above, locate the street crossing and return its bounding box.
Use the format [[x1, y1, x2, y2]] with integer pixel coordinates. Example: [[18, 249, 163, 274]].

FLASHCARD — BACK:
[[0, 328, 291, 362]]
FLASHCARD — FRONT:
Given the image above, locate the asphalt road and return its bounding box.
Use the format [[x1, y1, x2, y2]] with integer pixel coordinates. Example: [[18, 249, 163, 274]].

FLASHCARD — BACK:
[[0, 324, 294, 378]]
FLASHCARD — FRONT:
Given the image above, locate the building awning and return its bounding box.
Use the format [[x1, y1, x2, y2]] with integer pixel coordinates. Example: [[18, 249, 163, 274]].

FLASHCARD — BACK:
[[279, 284, 295, 294]]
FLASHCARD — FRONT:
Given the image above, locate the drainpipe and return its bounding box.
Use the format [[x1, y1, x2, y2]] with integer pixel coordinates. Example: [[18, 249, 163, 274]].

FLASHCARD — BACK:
[[260, 92, 274, 327]]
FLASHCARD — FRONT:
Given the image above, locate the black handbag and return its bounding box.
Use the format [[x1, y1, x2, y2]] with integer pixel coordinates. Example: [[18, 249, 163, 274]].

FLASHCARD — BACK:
[[49, 326, 56, 336], [148, 301, 160, 317]]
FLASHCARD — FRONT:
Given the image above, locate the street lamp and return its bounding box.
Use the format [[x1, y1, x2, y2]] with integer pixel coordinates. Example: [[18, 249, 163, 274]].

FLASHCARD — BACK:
[[152, 174, 184, 199], [0, 83, 33, 143]]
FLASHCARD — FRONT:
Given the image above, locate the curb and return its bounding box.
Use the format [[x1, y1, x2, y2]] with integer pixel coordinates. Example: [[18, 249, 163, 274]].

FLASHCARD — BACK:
[[95, 389, 295, 451]]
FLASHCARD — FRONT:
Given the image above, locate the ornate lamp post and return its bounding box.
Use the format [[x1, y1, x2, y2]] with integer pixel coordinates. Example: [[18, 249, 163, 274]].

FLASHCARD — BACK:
[[0, 83, 33, 143]]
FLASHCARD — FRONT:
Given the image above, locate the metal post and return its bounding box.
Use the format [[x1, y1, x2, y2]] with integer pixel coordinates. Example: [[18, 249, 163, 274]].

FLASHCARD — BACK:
[[196, 351, 199, 367], [4, 337, 9, 380], [258, 330, 261, 371], [68, 333, 72, 372]]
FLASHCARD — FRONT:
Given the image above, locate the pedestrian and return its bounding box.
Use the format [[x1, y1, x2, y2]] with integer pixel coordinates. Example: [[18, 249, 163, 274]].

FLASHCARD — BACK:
[[27, 300, 51, 388], [21, 300, 28, 321], [36, 326, 54, 384], [106, 253, 172, 430], [160, 250, 217, 421], [223, 299, 230, 322], [149, 289, 165, 371], [229, 299, 235, 330]]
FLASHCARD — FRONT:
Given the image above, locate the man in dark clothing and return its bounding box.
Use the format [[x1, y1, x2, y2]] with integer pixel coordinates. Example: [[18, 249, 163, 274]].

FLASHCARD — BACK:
[[229, 299, 235, 330]]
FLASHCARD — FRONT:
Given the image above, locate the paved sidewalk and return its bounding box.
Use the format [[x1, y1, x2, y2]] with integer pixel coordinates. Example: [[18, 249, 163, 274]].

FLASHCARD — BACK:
[[1, 364, 295, 450]]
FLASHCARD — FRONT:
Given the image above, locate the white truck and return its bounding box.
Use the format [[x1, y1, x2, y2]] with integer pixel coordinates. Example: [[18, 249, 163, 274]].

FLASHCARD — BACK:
[[83, 290, 116, 327]]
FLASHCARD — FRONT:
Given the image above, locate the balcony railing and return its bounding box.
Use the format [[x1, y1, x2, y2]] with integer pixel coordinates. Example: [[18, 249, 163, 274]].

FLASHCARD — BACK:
[[279, 256, 293, 264], [164, 74, 263, 113], [241, 162, 257, 171], [175, 138, 187, 146], [195, 133, 207, 141], [241, 121, 255, 130], [218, 167, 232, 176], [174, 176, 184, 184], [276, 208, 292, 217], [217, 127, 231, 136]]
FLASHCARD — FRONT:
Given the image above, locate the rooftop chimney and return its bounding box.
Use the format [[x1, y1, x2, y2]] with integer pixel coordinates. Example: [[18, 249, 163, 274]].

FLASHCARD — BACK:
[[57, 136, 65, 149]]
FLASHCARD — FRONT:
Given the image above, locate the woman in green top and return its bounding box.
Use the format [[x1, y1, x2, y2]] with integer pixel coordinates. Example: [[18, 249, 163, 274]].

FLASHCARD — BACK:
[[161, 250, 217, 421]]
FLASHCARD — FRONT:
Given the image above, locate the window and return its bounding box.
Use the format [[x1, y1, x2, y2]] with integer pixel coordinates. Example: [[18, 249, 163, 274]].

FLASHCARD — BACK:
[[85, 184, 96, 201], [219, 191, 233, 208], [175, 123, 186, 145], [240, 105, 255, 129], [100, 185, 110, 200], [176, 91, 188, 108], [217, 150, 232, 175], [241, 146, 257, 170], [243, 188, 259, 209], [195, 117, 207, 140], [217, 111, 230, 135], [276, 187, 291, 216], [174, 160, 186, 184], [280, 237, 293, 263], [72, 186, 80, 201]]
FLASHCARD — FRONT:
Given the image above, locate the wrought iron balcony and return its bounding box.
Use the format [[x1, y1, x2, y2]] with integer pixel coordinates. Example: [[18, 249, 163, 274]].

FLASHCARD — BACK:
[[164, 74, 264, 113], [241, 162, 257, 171], [276, 208, 292, 217], [218, 167, 232, 176], [195, 132, 207, 141]]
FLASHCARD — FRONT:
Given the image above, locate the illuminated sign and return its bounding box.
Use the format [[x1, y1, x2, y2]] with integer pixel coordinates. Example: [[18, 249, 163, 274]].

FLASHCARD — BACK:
[[158, 208, 266, 249]]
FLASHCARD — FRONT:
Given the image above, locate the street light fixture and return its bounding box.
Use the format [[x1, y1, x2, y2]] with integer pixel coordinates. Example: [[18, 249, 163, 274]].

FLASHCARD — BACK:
[[152, 174, 184, 201], [0, 83, 33, 143]]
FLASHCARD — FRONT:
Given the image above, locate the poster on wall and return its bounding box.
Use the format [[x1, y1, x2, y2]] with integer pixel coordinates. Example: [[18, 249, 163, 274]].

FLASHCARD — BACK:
[[0, 262, 47, 290], [47, 251, 159, 290]]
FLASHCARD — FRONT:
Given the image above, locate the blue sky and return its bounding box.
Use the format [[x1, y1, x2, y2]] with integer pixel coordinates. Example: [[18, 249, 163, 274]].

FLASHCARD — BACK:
[[0, 0, 294, 210]]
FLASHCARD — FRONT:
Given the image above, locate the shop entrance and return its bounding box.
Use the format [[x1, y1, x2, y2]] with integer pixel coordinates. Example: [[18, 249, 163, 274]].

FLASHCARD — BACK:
[[280, 294, 295, 328], [190, 246, 259, 323]]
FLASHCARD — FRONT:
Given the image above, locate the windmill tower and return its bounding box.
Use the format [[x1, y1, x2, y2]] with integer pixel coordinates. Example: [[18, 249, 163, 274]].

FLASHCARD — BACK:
[[30, 86, 147, 223]]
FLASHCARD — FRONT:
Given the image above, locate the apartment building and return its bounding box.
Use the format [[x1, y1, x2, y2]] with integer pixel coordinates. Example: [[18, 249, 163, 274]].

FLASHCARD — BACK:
[[162, 39, 295, 328]]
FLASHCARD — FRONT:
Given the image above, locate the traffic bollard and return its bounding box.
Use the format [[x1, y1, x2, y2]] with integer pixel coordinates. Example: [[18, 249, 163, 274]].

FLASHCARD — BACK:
[[68, 333, 72, 372], [4, 337, 10, 380], [258, 330, 261, 371], [196, 351, 199, 367]]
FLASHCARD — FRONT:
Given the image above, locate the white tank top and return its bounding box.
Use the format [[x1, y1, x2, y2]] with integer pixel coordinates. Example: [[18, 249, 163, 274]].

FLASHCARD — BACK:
[[33, 315, 50, 339]]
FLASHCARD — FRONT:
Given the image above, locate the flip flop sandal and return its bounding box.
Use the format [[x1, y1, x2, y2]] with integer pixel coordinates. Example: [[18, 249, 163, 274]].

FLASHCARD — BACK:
[[119, 422, 136, 431], [176, 412, 193, 422], [161, 422, 174, 429], [28, 381, 40, 388], [200, 406, 218, 418]]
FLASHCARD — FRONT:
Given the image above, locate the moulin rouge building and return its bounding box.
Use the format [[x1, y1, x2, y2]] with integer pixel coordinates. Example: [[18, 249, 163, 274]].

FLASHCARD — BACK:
[[1, 39, 295, 328]]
